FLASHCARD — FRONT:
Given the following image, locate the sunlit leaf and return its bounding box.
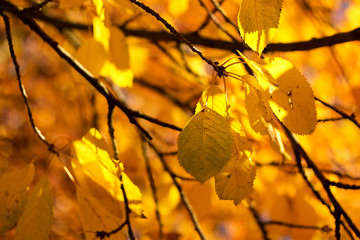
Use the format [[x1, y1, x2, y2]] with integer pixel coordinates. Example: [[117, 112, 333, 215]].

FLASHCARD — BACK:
[[76, 187, 127, 240], [0, 164, 34, 234], [72, 128, 143, 218], [99, 27, 133, 87], [215, 118, 255, 205], [244, 82, 273, 135], [178, 108, 233, 183], [15, 176, 53, 240], [73, 38, 107, 77], [238, 0, 283, 54], [264, 57, 317, 134], [195, 85, 228, 117]]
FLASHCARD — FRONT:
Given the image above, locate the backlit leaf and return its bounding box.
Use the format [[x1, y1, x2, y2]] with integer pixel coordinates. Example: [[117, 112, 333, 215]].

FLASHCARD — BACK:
[[195, 86, 228, 117], [72, 128, 143, 218], [264, 57, 317, 134], [76, 187, 126, 240], [215, 118, 255, 205], [15, 176, 53, 240], [73, 38, 107, 77], [0, 163, 34, 234], [244, 82, 273, 135], [178, 108, 233, 183], [238, 0, 283, 54], [100, 27, 133, 87]]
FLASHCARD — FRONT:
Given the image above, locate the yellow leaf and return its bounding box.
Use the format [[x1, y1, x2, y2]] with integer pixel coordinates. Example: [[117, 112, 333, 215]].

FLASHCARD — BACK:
[[100, 27, 133, 87], [264, 57, 317, 134], [76, 187, 126, 240], [73, 38, 107, 77], [244, 82, 273, 135], [72, 128, 143, 218], [238, 0, 283, 54], [0, 163, 34, 234], [215, 118, 255, 205], [15, 176, 53, 240], [178, 108, 233, 183], [215, 154, 256, 205], [195, 86, 228, 117], [93, 16, 110, 50]]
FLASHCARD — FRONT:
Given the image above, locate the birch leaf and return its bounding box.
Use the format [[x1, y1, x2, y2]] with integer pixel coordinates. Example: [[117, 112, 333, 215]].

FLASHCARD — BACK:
[[76, 187, 126, 240], [195, 86, 228, 117], [0, 164, 34, 234], [264, 57, 317, 134], [238, 0, 283, 54], [71, 128, 143, 218], [215, 118, 255, 205], [178, 108, 233, 183], [244, 82, 273, 135], [15, 176, 53, 240]]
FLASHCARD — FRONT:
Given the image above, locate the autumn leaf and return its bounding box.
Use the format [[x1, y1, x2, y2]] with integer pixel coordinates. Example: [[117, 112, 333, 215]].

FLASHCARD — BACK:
[[0, 164, 35, 234], [263, 57, 317, 134], [15, 176, 53, 240], [238, 0, 283, 54], [178, 108, 233, 183], [244, 81, 273, 135], [71, 128, 143, 218], [195, 85, 228, 117], [76, 187, 127, 240], [215, 118, 256, 205]]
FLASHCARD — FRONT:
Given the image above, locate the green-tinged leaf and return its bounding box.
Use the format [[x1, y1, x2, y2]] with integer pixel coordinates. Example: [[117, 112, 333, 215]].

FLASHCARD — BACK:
[[195, 86, 228, 117], [178, 108, 233, 183], [72, 128, 143, 218], [76, 187, 126, 240], [244, 82, 273, 135], [15, 176, 53, 240], [0, 164, 34, 234], [215, 118, 255, 205], [264, 57, 317, 134], [238, 0, 283, 54]]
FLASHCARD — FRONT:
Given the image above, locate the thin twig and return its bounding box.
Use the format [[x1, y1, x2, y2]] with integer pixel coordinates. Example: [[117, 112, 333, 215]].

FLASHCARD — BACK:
[[248, 203, 270, 240], [3, 2, 360, 53], [197, 0, 226, 31], [4, 1, 186, 138], [146, 140, 207, 240], [265, 221, 332, 232], [107, 101, 135, 240], [317, 117, 344, 123], [127, 0, 222, 74], [0, 6, 58, 156], [197, 0, 239, 43], [315, 97, 360, 129], [327, 180, 360, 190], [208, 0, 239, 32], [282, 124, 359, 239], [140, 137, 164, 239]]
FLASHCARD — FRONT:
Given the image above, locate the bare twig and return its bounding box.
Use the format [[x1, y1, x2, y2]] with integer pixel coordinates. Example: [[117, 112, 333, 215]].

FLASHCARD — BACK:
[[146, 140, 207, 240], [265, 221, 332, 232], [282, 124, 359, 239], [197, 0, 239, 43], [197, 0, 226, 31], [315, 97, 360, 129], [208, 0, 239, 32], [327, 180, 360, 190], [0, 6, 58, 156], [107, 101, 135, 240], [127, 0, 223, 74], [248, 203, 270, 240], [140, 137, 164, 239], [3, 1, 186, 138], [317, 117, 344, 123]]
